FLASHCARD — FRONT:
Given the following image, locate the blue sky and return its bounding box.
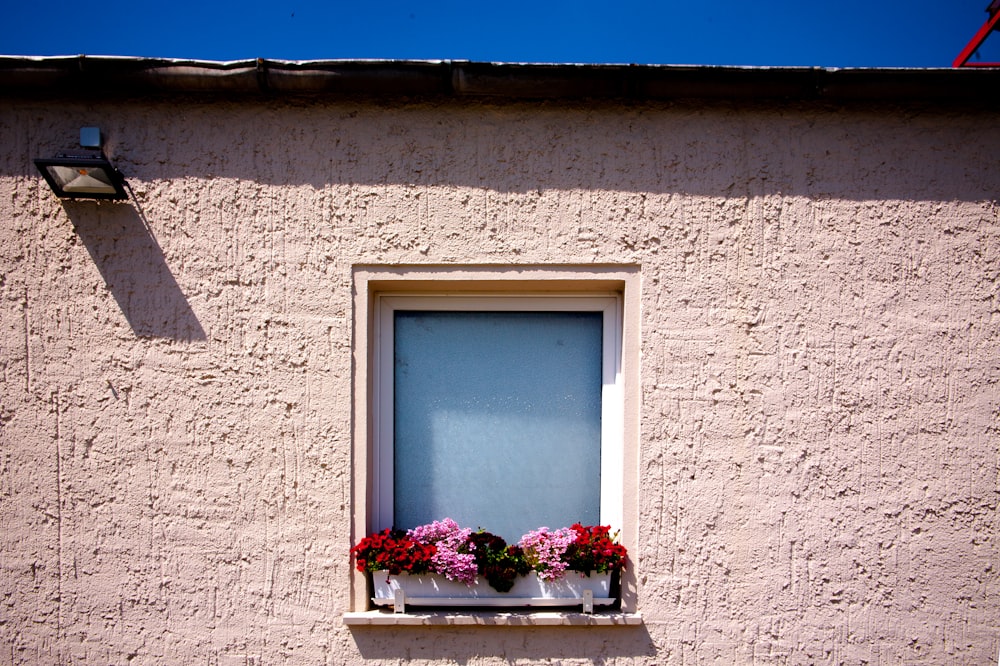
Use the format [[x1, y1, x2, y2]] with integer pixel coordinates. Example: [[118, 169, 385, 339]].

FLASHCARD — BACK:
[[5, 0, 999, 67]]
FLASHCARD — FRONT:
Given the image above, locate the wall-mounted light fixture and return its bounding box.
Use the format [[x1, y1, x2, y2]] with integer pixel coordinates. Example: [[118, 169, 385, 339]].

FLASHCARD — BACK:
[[34, 127, 127, 200]]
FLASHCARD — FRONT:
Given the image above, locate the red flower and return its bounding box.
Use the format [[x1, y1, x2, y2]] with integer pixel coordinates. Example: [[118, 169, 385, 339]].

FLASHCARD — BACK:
[[351, 528, 437, 575], [563, 524, 627, 575]]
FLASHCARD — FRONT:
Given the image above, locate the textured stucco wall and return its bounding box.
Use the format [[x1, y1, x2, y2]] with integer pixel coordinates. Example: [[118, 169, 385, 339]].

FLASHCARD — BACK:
[[0, 96, 998, 664]]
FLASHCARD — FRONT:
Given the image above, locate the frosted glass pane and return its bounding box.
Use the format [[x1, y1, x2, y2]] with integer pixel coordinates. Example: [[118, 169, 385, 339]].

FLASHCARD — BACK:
[[394, 311, 602, 542]]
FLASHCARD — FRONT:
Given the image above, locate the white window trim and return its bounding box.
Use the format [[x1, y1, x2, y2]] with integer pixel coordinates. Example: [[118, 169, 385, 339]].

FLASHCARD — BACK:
[[373, 293, 624, 536], [351, 265, 640, 616]]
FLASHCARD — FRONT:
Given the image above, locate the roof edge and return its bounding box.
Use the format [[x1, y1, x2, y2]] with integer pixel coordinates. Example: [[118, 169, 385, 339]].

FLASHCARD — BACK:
[[1, 55, 998, 103]]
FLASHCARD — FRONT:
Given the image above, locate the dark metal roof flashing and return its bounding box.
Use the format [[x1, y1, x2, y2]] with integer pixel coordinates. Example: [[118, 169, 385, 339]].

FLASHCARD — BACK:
[[1, 55, 998, 104]]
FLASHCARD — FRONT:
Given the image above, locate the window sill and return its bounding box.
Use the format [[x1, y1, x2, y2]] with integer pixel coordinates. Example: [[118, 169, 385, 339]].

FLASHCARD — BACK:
[[342, 609, 643, 627]]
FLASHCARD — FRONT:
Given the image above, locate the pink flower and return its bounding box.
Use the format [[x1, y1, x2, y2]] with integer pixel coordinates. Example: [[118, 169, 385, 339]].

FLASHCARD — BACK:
[[408, 518, 478, 585], [517, 526, 575, 581]]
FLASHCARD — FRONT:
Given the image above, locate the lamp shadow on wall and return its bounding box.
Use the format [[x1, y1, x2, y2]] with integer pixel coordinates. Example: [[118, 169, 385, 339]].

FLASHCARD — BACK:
[[63, 200, 206, 341]]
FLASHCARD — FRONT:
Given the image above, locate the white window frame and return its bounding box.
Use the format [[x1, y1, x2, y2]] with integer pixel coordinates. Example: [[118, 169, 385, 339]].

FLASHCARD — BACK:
[[373, 292, 624, 536]]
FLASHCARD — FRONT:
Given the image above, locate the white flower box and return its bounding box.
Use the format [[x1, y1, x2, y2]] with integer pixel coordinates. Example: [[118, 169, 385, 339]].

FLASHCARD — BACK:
[[371, 571, 613, 613]]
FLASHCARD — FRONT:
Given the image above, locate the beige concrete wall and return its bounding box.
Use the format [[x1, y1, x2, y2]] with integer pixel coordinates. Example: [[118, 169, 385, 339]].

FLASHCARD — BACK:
[[0, 97, 997, 663]]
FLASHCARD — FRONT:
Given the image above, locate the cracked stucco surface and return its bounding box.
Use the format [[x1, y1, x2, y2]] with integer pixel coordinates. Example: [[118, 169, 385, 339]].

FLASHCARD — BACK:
[[0, 97, 998, 663]]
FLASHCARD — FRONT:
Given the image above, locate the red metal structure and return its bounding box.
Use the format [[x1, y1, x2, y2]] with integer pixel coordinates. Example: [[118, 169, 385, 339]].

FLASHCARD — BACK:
[[953, 0, 1000, 67]]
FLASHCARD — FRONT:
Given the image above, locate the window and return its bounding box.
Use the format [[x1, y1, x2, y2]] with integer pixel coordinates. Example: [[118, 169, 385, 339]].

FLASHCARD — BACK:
[[374, 294, 623, 541], [351, 266, 639, 615]]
